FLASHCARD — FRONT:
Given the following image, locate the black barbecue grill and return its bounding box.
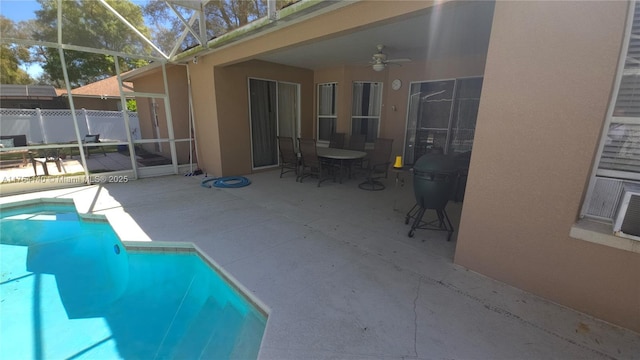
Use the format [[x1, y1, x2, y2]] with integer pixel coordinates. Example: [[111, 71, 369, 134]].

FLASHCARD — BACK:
[[405, 153, 458, 240]]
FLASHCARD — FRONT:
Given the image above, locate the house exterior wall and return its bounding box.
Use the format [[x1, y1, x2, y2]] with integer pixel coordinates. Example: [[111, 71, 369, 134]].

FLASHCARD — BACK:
[[72, 97, 121, 111], [213, 60, 314, 176], [187, 58, 221, 175], [186, 0, 439, 177], [130, 65, 190, 164], [129, 0, 638, 332], [454, 1, 640, 332], [314, 56, 487, 158]]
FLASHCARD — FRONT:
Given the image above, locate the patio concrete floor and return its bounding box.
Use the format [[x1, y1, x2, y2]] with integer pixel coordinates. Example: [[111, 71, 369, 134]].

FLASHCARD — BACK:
[[0, 152, 133, 180], [1, 171, 638, 359]]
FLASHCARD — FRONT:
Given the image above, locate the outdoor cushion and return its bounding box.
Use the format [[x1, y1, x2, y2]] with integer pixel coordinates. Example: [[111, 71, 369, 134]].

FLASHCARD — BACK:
[[0, 138, 14, 148], [84, 135, 99, 143]]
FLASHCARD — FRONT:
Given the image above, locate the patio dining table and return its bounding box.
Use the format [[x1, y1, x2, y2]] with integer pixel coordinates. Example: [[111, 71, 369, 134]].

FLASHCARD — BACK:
[[317, 147, 367, 184]]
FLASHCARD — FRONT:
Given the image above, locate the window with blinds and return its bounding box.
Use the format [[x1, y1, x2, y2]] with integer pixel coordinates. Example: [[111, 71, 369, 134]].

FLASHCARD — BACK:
[[597, 2, 640, 179], [582, 2, 640, 222]]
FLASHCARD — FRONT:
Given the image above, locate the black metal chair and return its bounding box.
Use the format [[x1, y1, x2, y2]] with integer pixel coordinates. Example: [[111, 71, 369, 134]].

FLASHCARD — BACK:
[[358, 138, 393, 191], [347, 133, 367, 176], [277, 136, 299, 178], [329, 132, 345, 149], [347, 133, 366, 152], [297, 138, 336, 187]]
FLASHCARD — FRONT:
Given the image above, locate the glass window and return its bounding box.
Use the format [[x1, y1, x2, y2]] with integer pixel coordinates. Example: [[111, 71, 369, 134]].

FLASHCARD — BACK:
[[582, 2, 640, 221], [351, 82, 382, 143], [317, 83, 337, 142]]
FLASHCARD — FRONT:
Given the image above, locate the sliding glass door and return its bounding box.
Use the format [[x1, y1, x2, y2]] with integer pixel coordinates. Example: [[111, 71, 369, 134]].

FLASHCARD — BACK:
[[404, 77, 483, 164], [277, 82, 300, 150], [249, 78, 300, 169]]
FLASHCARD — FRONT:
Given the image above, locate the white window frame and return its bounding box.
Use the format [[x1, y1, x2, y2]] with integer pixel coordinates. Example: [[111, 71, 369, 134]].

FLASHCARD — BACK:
[[581, 1, 640, 223], [317, 82, 337, 144], [351, 81, 383, 143], [572, 0, 640, 257]]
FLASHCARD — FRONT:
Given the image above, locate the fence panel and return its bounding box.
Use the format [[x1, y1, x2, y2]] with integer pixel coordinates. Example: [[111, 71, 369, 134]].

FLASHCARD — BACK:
[[85, 110, 139, 141], [0, 109, 45, 143], [40, 109, 87, 143], [0, 108, 140, 144]]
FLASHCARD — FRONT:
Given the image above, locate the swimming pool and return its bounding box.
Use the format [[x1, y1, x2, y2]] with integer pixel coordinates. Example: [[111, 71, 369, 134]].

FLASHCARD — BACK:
[[0, 199, 268, 359]]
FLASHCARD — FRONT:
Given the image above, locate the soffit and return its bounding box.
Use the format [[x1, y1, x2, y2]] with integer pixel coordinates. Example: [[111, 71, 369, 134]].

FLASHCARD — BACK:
[[253, 1, 495, 70]]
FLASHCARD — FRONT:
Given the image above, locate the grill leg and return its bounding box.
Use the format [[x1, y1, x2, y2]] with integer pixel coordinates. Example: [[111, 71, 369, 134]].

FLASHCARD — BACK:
[[440, 208, 455, 241], [406, 206, 455, 241], [408, 206, 426, 238], [405, 204, 418, 224], [435, 209, 445, 228]]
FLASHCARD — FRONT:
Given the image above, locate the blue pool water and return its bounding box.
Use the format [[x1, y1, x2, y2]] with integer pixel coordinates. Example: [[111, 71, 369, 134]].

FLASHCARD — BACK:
[[0, 199, 267, 359]]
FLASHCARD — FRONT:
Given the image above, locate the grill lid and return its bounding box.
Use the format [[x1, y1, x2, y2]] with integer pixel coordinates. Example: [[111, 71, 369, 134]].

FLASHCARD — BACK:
[[413, 153, 457, 174]]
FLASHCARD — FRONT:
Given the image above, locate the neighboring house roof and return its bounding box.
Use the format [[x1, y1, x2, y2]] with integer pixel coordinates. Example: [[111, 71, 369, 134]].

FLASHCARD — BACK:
[[0, 84, 59, 98], [58, 76, 134, 98]]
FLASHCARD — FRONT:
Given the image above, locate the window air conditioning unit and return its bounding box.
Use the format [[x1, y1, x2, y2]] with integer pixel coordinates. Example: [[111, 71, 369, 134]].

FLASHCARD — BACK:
[[613, 184, 640, 241]]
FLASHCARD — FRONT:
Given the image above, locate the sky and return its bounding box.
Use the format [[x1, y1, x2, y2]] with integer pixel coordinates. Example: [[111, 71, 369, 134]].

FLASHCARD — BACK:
[[0, 0, 40, 22], [1, 0, 159, 79], [1, 1, 45, 77]]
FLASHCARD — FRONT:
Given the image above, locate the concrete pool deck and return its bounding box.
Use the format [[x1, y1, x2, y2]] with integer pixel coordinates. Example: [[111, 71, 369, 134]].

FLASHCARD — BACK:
[[1, 171, 638, 359]]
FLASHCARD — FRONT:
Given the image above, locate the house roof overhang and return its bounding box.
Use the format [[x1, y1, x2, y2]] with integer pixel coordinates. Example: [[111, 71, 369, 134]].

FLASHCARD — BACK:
[[125, 0, 495, 80], [3, 1, 495, 84]]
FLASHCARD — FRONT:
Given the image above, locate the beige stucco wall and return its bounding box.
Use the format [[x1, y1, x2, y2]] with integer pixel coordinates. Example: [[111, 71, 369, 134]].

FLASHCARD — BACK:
[[126, 0, 640, 333], [189, 59, 315, 176], [131, 65, 190, 164], [213, 60, 314, 176], [185, 0, 441, 176], [315, 56, 487, 159], [196, 54, 487, 177], [454, 1, 640, 332]]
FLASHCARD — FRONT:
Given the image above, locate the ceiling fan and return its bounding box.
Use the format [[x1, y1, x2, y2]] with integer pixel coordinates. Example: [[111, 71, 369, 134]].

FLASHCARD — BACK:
[[370, 44, 411, 71]]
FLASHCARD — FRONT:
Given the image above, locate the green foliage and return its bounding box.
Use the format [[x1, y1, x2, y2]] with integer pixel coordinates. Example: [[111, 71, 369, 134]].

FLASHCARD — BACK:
[[143, 0, 299, 54], [0, 16, 34, 84], [126, 99, 137, 111], [33, 0, 152, 87]]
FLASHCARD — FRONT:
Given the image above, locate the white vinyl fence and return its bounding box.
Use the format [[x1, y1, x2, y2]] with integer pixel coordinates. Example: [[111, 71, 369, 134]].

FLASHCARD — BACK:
[[0, 108, 140, 144]]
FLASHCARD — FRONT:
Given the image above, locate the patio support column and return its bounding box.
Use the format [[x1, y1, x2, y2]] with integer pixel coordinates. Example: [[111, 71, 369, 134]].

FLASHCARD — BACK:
[[161, 63, 179, 174], [36, 108, 47, 144], [115, 56, 138, 179], [58, 47, 90, 184], [83, 109, 91, 135]]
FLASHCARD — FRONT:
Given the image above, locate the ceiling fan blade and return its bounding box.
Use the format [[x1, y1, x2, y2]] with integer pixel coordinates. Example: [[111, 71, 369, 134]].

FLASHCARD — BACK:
[[385, 58, 412, 63]]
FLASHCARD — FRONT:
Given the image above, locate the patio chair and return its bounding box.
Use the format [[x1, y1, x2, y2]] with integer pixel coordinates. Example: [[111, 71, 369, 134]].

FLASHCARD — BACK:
[[29, 149, 63, 176], [358, 138, 393, 191], [329, 132, 345, 149], [347, 134, 368, 172], [83, 134, 107, 157], [297, 138, 336, 186], [277, 136, 299, 178], [347, 133, 366, 152]]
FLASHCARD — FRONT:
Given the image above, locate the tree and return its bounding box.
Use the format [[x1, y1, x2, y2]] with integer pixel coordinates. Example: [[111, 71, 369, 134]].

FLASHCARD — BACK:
[[143, 0, 297, 55], [0, 16, 34, 84], [33, 0, 152, 87]]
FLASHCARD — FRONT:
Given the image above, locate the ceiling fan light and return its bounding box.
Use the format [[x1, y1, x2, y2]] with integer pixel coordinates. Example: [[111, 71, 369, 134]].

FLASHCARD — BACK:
[[372, 63, 386, 72]]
